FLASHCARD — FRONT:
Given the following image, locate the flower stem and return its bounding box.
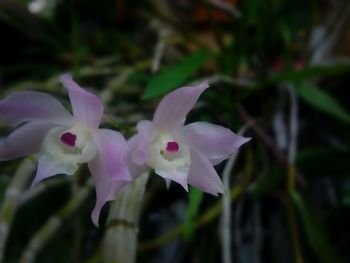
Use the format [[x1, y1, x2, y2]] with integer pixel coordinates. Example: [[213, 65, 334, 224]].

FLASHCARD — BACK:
[[103, 172, 149, 263]]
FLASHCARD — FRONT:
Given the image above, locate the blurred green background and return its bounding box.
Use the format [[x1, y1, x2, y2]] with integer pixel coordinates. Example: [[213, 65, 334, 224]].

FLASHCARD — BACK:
[[0, 0, 350, 262]]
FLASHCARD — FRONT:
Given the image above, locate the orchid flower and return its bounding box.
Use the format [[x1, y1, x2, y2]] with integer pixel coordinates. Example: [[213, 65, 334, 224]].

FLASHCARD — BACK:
[[128, 83, 250, 195], [0, 74, 131, 225]]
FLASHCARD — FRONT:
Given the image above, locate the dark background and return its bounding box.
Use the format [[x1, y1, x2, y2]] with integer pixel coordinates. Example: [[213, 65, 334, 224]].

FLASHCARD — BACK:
[[0, 0, 350, 262]]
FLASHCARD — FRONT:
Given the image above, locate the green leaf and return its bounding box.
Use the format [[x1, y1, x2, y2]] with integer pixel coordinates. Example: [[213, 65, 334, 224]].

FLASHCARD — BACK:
[[296, 82, 350, 124], [290, 191, 338, 263], [252, 64, 350, 90], [142, 49, 213, 100], [269, 64, 350, 85], [183, 188, 204, 241]]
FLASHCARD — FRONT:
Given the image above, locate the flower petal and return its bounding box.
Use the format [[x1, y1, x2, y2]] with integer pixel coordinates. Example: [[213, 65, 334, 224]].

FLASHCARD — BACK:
[[179, 122, 250, 165], [91, 129, 131, 181], [60, 74, 103, 128], [127, 135, 150, 179], [32, 153, 78, 187], [187, 150, 225, 195], [165, 178, 171, 189], [153, 83, 208, 131], [0, 121, 55, 161], [88, 129, 132, 226], [90, 177, 130, 226], [132, 120, 156, 165], [0, 91, 74, 126], [155, 167, 188, 191]]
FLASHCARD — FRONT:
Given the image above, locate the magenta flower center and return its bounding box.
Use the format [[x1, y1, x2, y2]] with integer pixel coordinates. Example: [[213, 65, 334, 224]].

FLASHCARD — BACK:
[[60, 132, 77, 147], [166, 141, 179, 153]]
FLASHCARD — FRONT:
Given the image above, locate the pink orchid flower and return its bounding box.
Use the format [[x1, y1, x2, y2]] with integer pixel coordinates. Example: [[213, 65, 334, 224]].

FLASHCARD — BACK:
[[128, 83, 250, 195], [0, 74, 131, 225]]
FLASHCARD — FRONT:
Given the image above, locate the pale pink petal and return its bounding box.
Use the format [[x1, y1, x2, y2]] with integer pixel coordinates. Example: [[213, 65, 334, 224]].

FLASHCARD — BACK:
[[153, 83, 209, 131], [88, 129, 132, 226], [90, 176, 130, 226], [187, 150, 225, 195], [91, 129, 131, 181], [31, 153, 78, 187], [179, 122, 250, 165], [127, 135, 150, 179], [0, 121, 55, 161], [132, 120, 156, 165], [0, 91, 74, 126], [60, 74, 103, 128]]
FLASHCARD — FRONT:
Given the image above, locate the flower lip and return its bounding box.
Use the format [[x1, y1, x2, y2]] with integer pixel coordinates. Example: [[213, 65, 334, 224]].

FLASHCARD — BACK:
[[166, 141, 179, 153], [60, 132, 77, 147]]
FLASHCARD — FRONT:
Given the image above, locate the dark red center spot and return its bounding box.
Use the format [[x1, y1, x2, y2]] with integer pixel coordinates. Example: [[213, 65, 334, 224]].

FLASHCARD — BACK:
[[60, 132, 77, 147], [166, 141, 179, 153]]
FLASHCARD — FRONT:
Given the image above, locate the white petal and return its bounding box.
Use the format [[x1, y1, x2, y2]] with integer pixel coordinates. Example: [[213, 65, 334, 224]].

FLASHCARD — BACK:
[[32, 153, 78, 187], [148, 133, 191, 191], [165, 178, 171, 189], [155, 167, 188, 191]]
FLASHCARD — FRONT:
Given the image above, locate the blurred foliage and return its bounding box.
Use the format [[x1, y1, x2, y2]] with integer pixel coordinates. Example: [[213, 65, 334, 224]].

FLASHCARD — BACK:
[[0, 0, 350, 262], [183, 188, 203, 241], [296, 81, 350, 124], [142, 49, 213, 99]]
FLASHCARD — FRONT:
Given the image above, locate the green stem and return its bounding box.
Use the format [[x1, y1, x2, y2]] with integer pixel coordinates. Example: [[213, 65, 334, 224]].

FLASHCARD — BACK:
[[103, 173, 149, 263]]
